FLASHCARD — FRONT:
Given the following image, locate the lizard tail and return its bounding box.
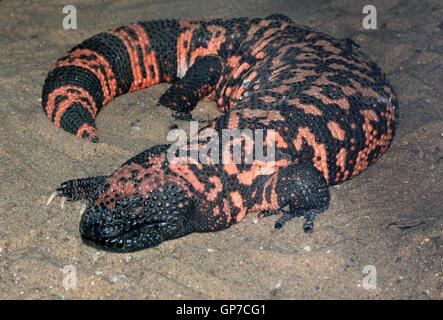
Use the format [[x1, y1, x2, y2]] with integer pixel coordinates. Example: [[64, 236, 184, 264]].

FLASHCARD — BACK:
[[41, 20, 180, 142]]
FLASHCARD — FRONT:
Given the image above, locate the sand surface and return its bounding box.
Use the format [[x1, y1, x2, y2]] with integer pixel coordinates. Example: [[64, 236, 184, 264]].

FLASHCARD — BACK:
[[0, 0, 442, 299]]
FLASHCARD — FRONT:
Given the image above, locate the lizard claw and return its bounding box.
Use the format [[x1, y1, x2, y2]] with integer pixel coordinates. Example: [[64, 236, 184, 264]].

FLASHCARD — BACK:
[[46, 190, 88, 214], [79, 203, 87, 216], [45, 190, 67, 209], [258, 210, 283, 219], [46, 191, 58, 206]]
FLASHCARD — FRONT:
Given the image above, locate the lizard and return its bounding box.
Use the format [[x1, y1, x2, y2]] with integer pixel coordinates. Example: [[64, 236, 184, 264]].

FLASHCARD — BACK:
[[43, 14, 399, 252]]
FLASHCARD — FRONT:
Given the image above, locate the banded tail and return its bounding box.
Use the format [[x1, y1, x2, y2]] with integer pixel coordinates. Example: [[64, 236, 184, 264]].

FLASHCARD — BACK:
[[41, 20, 181, 142]]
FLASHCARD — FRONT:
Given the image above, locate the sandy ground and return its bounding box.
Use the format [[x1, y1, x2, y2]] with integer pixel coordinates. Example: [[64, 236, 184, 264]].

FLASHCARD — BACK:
[[0, 0, 442, 299]]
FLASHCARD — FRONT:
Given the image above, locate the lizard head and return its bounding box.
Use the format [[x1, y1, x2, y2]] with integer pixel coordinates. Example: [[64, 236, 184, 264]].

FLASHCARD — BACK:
[[79, 179, 195, 252], [57, 145, 196, 252]]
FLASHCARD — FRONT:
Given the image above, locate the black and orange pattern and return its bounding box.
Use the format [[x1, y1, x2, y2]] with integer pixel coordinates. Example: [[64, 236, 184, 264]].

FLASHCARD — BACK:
[[42, 19, 180, 140], [45, 15, 399, 252]]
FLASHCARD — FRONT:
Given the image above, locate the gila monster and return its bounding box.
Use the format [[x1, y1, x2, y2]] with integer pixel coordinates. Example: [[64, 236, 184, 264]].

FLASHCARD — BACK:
[[43, 14, 399, 252]]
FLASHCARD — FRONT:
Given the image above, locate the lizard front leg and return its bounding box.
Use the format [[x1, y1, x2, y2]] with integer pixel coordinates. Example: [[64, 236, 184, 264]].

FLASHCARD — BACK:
[[47, 175, 107, 205], [159, 55, 224, 119], [256, 163, 330, 232]]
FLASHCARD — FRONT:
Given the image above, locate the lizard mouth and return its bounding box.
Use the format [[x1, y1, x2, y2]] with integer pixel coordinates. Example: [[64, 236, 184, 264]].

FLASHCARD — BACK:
[[79, 207, 176, 252], [78, 184, 195, 252], [81, 223, 167, 252], [78, 202, 192, 252]]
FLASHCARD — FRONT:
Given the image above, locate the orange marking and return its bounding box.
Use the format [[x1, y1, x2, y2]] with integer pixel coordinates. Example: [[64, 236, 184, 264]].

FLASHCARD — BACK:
[[273, 84, 291, 94], [293, 127, 329, 181], [244, 71, 258, 83], [326, 54, 371, 71], [251, 34, 278, 56], [255, 51, 265, 59], [269, 131, 288, 148], [251, 174, 280, 212], [241, 108, 285, 125], [269, 66, 290, 81], [259, 95, 277, 104], [351, 106, 395, 178], [327, 121, 346, 141], [349, 78, 379, 98], [222, 129, 256, 174], [44, 86, 69, 116], [336, 148, 347, 174], [76, 123, 97, 140], [176, 21, 199, 78], [168, 163, 205, 192], [223, 155, 239, 175], [352, 69, 374, 82], [263, 28, 277, 38], [341, 85, 357, 97], [130, 24, 161, 87], [232, 62, 251, 79], [296, 52, 318, 60], [304, 86, 350, 110], [270, 55, 283, 69], [314, 40, 341, 54], [287, 98, 323, 116], [244, 20, 272, 42], [46, 86, 95, 118], [282, 69, 317, 84], [228, 55, 241, 68], [222, 137, 239, 175], [237, 159, 289, 185], [277, 42, 311, 54], [360, 109, 379, 122], [230, 191, 247, 222], [328, 63, 348, 71], [222, 199, 232, 223], [206, 176, 223, 201], [232, 85, 245, 101]]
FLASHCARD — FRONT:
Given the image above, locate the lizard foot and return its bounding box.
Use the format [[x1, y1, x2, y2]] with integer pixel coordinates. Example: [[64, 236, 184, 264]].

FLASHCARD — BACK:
[[46, 176, 107, 209]]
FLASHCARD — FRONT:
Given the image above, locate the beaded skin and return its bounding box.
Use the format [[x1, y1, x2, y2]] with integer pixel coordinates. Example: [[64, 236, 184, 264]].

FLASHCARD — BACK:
[[43, 15, 399, 252]]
